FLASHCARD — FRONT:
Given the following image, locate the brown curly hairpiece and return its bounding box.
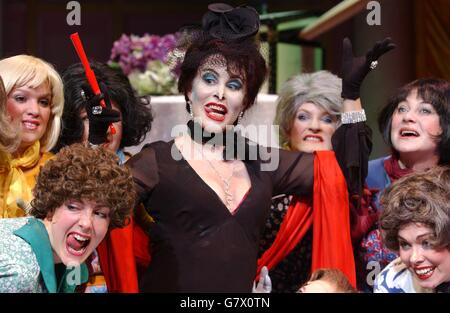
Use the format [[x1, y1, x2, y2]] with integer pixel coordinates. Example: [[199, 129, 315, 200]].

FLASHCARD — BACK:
[[379, 165, 450, 251], [30, 143, 135, 229]]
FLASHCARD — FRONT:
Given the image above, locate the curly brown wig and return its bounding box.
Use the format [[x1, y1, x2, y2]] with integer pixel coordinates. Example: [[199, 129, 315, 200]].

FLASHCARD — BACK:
[[30, 143, 135, 228], [379, 165, 450, 251]]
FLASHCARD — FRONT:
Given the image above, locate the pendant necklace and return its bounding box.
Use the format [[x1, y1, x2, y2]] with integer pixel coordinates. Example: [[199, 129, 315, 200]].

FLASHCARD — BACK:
[[195, 142, 236, 211]]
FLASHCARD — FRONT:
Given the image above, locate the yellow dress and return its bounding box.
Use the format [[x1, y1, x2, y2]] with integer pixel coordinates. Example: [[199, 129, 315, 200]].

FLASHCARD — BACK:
[[0, 141, 53, 218], [0, 150, 11, 214]]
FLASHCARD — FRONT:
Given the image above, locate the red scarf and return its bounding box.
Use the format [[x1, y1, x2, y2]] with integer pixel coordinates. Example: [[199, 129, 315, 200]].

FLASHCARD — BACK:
[[384, 154, 413, 182], [256, 151, 356, 287], [97, 218, 151, 292]]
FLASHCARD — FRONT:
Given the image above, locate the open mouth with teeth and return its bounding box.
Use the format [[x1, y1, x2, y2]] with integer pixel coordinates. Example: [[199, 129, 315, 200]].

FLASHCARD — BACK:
[[204, 103, 228, 122], [414, 266, 435, 280], [66, 232, 91, 257], [303, 135, 323, 142], [400, 129, 420, 138], [22, 120, 40, 131]]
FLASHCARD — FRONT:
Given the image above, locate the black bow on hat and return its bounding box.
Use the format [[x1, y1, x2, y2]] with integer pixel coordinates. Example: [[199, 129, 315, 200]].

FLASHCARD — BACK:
[[202, 3, 260, 40]]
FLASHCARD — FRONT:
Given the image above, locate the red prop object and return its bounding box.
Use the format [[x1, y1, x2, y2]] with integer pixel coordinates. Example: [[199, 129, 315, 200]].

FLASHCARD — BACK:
[[70, 32, 116, 134]]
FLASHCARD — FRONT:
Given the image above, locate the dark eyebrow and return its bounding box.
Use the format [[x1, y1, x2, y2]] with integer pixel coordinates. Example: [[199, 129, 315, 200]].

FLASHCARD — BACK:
[[417, 232, 434, 239], [228, 76, 243, 82], [200, 68, 219, 76], [200, 67, 245, 83], [398, 232, 434, 242], [94, 204, 110, 210], [418, 102, 434, 108]]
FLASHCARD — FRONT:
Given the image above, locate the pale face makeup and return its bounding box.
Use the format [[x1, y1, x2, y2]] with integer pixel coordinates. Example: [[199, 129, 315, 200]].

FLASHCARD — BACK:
[[390, 89, 442, 161], [80, 100, 123, 152], [188, 56, 246, 133], [289, 102, 338, 153], [43, 199, 111, 267], [6, 83, 52, 153], [398, 223, 450, 289]]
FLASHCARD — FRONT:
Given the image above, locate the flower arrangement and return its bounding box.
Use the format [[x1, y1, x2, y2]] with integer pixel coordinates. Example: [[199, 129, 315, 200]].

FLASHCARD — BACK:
[[109, 33, 180, 96]]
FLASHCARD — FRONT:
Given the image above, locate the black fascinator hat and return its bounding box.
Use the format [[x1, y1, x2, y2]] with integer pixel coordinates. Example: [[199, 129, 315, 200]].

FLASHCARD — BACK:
[[202, 3, 260, 40]]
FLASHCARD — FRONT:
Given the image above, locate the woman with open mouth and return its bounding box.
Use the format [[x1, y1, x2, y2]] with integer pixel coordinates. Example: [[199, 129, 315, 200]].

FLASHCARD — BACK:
[[0, 143, 134, 292], [127, 3, 365, 293], [0, 55, 64, 218], [359, 78, 449, 291], [53, 60, 154, 293], [374, 165, 450, 293]]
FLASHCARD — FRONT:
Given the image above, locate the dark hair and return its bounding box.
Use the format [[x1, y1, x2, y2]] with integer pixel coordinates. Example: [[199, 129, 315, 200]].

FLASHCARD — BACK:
[[54, 61, 153, 152], [379, 165, 450, 251], [378, 78, 449, 164], [31, 143, 135, 229], [178, 36, 267, 112]]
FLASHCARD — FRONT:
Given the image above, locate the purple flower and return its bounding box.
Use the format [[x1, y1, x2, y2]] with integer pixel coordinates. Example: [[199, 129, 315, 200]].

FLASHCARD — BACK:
[[110, 33, 180, 76]]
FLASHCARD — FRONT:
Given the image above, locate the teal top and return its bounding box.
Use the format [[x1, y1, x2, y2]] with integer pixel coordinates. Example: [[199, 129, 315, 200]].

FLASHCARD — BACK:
[[0, 217, 88, 293]]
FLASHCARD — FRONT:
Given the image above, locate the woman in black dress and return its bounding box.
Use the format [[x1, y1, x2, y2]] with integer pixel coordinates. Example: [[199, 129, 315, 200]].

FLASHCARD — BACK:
[[127, 3, 351, 292]]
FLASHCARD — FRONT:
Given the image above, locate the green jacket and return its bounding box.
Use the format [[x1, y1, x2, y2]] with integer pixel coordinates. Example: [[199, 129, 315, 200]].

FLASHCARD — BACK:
[[0, 217, 88, 292]]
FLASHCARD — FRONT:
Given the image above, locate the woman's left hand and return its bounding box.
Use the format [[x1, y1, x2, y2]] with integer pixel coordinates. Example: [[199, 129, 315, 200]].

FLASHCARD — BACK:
[[341, 37, 396, 100], [83, 82, 121, 145]]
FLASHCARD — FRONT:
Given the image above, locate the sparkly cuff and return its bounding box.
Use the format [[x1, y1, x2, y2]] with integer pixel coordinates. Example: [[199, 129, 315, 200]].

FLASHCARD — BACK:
[[341, 109, 366, 124]]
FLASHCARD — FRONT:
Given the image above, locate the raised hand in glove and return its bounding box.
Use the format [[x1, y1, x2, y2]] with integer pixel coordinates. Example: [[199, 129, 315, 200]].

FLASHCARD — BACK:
[[341, 37, 396, 100], [83, 82, 121, 145]]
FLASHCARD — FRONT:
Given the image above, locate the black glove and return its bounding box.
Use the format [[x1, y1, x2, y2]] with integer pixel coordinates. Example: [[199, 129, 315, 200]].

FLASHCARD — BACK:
[[341, 37, 396, 100], [83, 82, 121, 145]]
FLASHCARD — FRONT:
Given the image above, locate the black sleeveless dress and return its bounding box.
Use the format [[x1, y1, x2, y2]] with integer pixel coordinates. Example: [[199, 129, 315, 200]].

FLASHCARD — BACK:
[[126, 140, 314, 292]]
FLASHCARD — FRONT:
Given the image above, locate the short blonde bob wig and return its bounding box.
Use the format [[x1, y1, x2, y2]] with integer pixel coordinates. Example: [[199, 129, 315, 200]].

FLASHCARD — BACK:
[[0, 55, 64, 152]]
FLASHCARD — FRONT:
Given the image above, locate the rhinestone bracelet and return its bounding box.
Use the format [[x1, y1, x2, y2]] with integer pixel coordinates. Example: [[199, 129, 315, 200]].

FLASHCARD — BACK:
[[341, 109, 366, 124]]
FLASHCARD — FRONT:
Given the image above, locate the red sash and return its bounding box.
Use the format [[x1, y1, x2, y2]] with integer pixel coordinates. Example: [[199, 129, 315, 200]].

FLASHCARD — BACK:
[[257, 151, 356, 287]]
